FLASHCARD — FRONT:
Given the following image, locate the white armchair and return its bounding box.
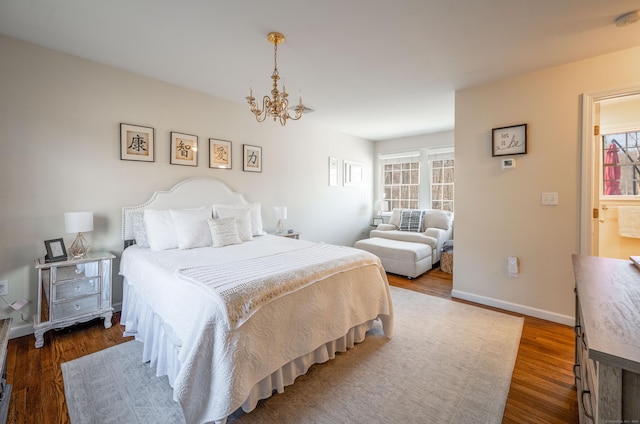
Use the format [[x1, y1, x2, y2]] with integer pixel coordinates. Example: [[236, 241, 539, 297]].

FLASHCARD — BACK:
[[370, 208, 453, 264]]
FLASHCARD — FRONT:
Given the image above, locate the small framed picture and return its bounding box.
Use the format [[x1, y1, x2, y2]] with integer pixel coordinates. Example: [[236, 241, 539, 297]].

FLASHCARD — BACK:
[[44, 238, 68, 262], [329, 157, 339, 186], [170, 132, 198, 166], [492, 123, 527, 157], [243, 144, 262, 172], [209, 139, 232, 169], [344, 160, 365, 186], [120, 123, 155, 162]]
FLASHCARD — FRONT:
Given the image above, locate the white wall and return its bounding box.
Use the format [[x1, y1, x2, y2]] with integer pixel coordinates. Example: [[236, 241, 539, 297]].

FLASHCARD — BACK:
[[0, 35, 375, 337], [454, 45, 640, 325]]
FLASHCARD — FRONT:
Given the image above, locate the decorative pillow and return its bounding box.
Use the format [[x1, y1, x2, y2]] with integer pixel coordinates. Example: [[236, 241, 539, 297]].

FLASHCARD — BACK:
[[208, 217, 242, 247], [424, 210, 453, 231], [213, 203, 264, 236], [170, 207, 213, 249], [389, 208, 404, 228], [129, 211, 149, 247], [144, 209, 179, 251], [399, 209, 427, 232], [214, 207, 253, 241]]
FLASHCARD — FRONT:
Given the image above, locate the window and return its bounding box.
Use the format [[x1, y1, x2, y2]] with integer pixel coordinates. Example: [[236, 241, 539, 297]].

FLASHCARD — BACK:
[[380, 153, 420, 210], [602, 131, 640, 196], [431, 158, 454, 212]]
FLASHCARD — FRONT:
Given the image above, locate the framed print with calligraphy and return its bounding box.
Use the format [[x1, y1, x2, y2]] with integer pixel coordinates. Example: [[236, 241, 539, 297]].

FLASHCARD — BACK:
[[492, 124, 527, 157], [120, 123, 155, 162], [170, 132, 198, 166], [209, 139, 232, 169], [243, 144, 262, 172]]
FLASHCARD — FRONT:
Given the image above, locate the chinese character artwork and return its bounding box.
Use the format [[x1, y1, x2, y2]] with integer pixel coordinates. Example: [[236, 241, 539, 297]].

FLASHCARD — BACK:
[[243, 144, 262, 172], [126, 131, 149, 156], [120, 124, 155, 162], [170, 132, 198, 166], [209, 139, 232, 169]]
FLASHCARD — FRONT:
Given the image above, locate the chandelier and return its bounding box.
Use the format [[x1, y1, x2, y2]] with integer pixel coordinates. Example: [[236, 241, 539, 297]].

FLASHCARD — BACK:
[[246, 32, 304, 125]]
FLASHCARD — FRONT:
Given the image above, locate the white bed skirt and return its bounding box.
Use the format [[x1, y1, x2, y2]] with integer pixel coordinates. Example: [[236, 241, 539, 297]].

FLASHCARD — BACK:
[[120, 278, 377, 424]]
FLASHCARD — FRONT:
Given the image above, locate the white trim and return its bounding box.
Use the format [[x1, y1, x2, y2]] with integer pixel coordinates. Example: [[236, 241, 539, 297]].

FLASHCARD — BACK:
[[378, 150, 420, 160], [451, 289, 574, 326]]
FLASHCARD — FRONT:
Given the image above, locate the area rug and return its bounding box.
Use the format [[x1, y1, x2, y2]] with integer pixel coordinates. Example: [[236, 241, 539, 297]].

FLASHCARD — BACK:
[[62, 287, 523, 424]]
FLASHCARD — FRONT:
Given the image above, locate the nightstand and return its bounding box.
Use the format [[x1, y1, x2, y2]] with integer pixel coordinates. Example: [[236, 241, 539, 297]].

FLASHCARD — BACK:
[[276, 232, 300, 239], [33, 252, 115, 348]]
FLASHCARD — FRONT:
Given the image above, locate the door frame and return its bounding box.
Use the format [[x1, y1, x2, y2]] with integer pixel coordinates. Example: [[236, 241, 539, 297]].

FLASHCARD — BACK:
[[580, 84, 640, 255]]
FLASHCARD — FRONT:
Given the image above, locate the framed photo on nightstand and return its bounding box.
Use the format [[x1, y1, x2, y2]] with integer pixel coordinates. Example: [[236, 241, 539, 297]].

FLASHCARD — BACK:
[[44, 238, 67, 262]]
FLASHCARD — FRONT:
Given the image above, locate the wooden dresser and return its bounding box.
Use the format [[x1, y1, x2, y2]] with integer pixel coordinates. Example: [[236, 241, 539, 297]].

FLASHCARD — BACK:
[[572, 255, 640, 423]]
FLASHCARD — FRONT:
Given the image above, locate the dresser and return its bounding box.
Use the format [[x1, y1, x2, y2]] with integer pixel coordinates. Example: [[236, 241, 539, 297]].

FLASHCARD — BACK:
[[0, 318, 11, 424], [572, 255, 640, 423], [33, 252, 115, 348]]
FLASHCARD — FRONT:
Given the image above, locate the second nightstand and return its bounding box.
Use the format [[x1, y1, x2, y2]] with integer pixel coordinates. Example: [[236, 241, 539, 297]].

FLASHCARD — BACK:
[[276, 231, 300, 240], [33, 252, 115, 348]]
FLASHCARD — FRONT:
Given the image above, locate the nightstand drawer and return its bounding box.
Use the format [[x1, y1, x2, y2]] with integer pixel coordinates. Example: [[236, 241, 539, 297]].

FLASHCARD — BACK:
[[55, 262, 100, 282], [52, 295, 99, 321], [53, 278, 99, 301]]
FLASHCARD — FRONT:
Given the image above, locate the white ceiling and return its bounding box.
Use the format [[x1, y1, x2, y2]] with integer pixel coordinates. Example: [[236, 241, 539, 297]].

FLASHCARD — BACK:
[[1, 1, 640, 141]]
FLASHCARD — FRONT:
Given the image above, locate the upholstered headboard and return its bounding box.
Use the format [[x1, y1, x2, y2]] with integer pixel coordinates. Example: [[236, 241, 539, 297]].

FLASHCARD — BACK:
[[121, 177, 249, 242]]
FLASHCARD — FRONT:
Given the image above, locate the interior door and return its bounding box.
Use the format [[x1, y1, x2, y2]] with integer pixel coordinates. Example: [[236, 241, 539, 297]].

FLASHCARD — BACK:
[[580, 85, 640, 256], [594, 95, 640, 258]]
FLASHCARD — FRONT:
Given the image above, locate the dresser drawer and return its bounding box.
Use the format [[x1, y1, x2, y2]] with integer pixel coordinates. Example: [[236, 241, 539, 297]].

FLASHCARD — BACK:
[[53, 278, 99, 301], [52, 295, 99, 321], [54, 262, 100, 282]]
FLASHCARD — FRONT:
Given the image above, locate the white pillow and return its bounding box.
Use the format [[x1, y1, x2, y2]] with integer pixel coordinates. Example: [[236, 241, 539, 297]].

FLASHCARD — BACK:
[[213, 203, 264, 236], [208, 217, 242, 247], [170, 207, 213, 249], [215, 207, 253, 241], [144, 209, 179, 251], [129, 211, 149, 247]]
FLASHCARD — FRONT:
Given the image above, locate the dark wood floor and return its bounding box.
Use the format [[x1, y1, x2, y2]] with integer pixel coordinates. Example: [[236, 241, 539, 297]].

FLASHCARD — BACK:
[[6, 268, 578, 423]]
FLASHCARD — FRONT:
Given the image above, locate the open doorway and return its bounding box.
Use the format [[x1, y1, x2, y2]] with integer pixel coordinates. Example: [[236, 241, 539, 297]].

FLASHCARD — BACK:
[[580, 87, 640, 257]]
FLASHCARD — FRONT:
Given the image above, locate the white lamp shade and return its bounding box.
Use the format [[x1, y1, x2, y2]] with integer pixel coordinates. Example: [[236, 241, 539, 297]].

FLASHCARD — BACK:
[[65, 211, 94, 233], [274, 206, 288, 220]]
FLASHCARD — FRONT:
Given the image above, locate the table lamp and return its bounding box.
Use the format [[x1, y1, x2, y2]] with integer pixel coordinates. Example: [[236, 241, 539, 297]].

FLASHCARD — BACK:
[[65, 211, 93, 259], [274, 206, 287, 234]]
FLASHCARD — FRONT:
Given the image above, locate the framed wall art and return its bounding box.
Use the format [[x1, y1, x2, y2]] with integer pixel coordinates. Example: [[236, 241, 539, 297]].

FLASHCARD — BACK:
[[44, 238, 67, 262], [209, 139, 232, 169], [120, 123, 155, 162], [492, 123, 527, 157], [329, 157, 339, 186], [344, 160, 364, 186], [243, 144, 262, 172], [170, 132, 198, 166]]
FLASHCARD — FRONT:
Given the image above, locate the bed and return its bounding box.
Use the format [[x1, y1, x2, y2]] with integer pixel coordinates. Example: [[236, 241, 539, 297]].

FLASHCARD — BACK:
[[119, 177, 394, 424]]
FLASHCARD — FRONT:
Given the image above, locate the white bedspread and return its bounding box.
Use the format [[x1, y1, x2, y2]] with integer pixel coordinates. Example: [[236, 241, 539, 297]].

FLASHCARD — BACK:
[[177, 243, 379, 330], [120, 235, 393, 424]]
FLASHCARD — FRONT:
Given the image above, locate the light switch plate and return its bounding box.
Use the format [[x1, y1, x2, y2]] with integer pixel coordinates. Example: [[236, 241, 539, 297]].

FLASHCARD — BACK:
[[541, 192, 558, 205]]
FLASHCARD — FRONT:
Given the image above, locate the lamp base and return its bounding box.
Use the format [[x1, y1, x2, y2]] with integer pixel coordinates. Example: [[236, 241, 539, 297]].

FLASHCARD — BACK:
[[276, 219, 285, 234], [68, 233, 91, 259]]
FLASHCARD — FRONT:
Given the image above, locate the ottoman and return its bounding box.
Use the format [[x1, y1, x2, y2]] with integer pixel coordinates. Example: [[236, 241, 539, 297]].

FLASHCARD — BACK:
[[354, 237, 432, 279]]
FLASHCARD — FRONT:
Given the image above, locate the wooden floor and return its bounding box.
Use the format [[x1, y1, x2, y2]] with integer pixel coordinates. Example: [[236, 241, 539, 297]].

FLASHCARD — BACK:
[[5, 268, 578, 423]]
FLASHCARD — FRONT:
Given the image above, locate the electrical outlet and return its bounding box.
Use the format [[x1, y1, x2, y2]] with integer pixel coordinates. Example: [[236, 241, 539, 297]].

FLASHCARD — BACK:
[[507, 257, 519, 277], [0, 280, 8, 296]]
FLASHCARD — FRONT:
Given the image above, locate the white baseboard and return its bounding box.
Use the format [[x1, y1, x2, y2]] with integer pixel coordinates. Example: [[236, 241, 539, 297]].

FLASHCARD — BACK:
[[451, 289, 574, 326], [8, 302, 123, 340]]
